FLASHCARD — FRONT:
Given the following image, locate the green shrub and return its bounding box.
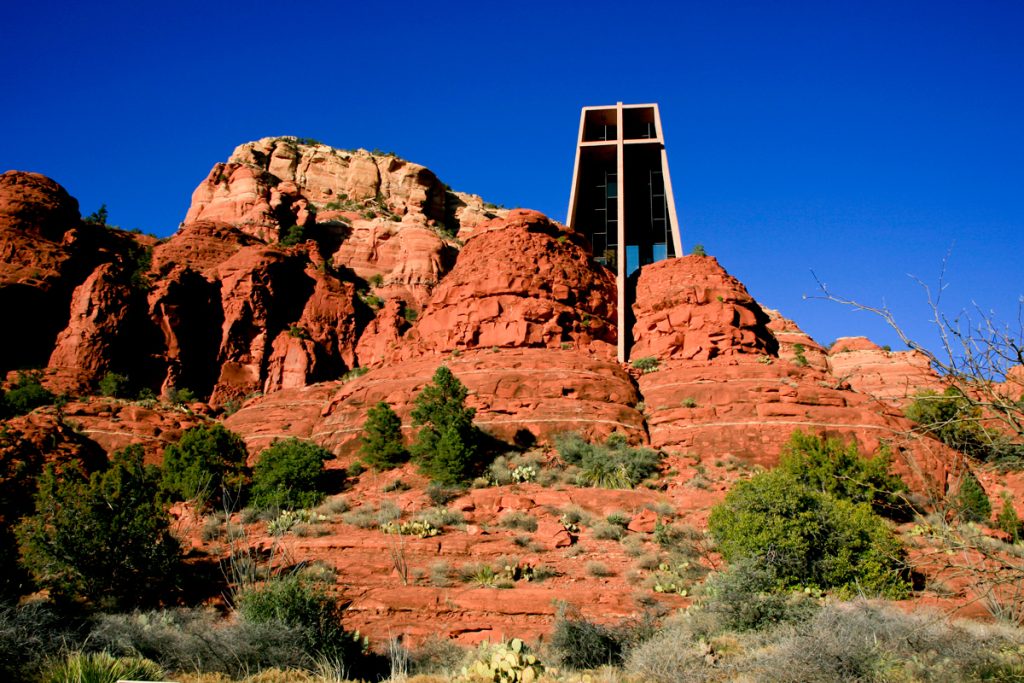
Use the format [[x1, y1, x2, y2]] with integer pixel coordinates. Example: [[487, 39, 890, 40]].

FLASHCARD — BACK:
[[777, 431, 910, 518], [89, 608, 309, 677], [279, 224, 309, 247], [996, 493, 1022, 542], [97, 372, 130, 398], [359, 401, 408, 470], [410, 366, 479, 484], [792, 343, 810, 367], [164, 385, 196, 406], [954, 470, 992, 523], [40, 651, 163, 683], [16, 445, 181, 609], [691, 243, 707, 257], [0, 370, 55, 417], [708, 467, 910, 598], [250, 438, 331, 511], [631, 356, 659, 373], [699, 558, 820, 632], [236, 573, 362, 666], [906, 388, 1023, 463], [555, 432, 662, 489], [161, 423, 250, 509], [549, 607, 655, 670], [499, 511, 538, 532]]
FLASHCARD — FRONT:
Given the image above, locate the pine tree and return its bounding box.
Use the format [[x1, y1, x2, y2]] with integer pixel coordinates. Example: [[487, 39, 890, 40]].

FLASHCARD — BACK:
[[16, 445, 180, 609], [359, 401, 408, 470], [996, 493, 1022, 542], [410, 365, 478, 484], [954, 471, 992, 524]]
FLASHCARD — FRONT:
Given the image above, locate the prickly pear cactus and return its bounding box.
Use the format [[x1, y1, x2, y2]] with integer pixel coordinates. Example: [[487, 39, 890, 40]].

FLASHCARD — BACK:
[[459, 638, 545, 682]]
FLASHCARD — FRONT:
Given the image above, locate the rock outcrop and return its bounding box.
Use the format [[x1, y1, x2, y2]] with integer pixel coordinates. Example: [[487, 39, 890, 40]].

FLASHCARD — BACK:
[[828, 337, 944, 406], [398, 210, 617, 359], [630, 255, 777, 361]]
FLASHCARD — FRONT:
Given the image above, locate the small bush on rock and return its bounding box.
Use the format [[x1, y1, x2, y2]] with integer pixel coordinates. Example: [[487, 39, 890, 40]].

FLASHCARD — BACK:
[[236, 573, 364, 669], [359, 401, 408, 470], [555, 432, 662, 489], [0, 370, 55, 418], [250, 438, 332, 511], [161, 423, 249, 509], [954, 470, 992, 524]]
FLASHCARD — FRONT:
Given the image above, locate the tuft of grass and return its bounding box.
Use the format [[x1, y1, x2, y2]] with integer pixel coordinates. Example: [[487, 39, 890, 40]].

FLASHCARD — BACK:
[[499, 511, 538, 532]]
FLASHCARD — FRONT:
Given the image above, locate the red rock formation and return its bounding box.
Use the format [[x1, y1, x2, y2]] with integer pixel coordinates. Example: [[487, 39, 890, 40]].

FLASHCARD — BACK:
[[331, 219, 454, 307], [398, 210, 616, 358], [355, 298, 408, 367], [229, 349, 644, 456], [764, 308, 829, 371], [151, 220, 260, 278], [828, 336, 944, 406], [630, 255, 777, 361], [47, 263, 136, 387]]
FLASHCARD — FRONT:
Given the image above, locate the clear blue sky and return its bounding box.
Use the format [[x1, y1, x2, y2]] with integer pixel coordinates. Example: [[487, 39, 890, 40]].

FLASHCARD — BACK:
[[3, 0, 1022, 356]]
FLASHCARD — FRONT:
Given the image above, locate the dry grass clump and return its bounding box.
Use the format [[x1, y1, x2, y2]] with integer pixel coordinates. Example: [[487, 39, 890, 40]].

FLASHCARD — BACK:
[[626, 600, 1024, 683]]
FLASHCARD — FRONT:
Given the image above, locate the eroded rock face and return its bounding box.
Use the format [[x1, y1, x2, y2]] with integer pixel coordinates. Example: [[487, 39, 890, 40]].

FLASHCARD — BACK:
[[765, 308, 828, 371], [0, 171, 131, 373], [630, 255, 778, 362], [828, 337, 944, 406], [398, 210, 617, 359], [229, 349, 645, 456], [212, 246, 350, 403]]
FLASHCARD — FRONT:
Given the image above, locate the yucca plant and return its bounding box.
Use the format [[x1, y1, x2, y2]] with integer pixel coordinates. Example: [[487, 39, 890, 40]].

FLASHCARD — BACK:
[[41, 651, 164, 683]]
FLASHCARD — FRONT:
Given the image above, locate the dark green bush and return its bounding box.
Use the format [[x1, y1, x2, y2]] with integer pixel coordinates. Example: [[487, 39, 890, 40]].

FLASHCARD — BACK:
[[164, 386, 196, 406], [954, 470, 992, 523], [250, 438, 331, 511], [236, 573, 363, 667], [691, 243, 707, 257], [777, 431, 910, 518], [161, 423, 249, 509], [554, 432, 662, 489], [708, 467, 910, 598], [0, 370, 55, 417], [279, 224, 309, 246], [906, 388, 1023, 463], [549, 606, 656, 670], [97, 371, 130, 398], [359, 401, 408, 470], [16, 445, 181, 609], [410, 366, 480, 484], [996, 493, 1022, 541], [90, 608, 310, 676]]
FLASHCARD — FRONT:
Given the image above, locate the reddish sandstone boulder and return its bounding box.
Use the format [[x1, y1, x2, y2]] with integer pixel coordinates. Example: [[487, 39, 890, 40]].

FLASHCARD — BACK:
[[764, 308, 829, 371], [332, 218, 455, 307], [47, 262, 163, 391], [151, 220, 260, 278], [631, 255, 778, 361], [355, 298, 408, 368], [398, 210, 617, 359], [828, 336, 944, 406]]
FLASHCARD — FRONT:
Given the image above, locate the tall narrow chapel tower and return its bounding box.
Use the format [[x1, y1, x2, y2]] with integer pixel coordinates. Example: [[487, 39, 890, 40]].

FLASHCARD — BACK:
[[566, 102, 682, 362]]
